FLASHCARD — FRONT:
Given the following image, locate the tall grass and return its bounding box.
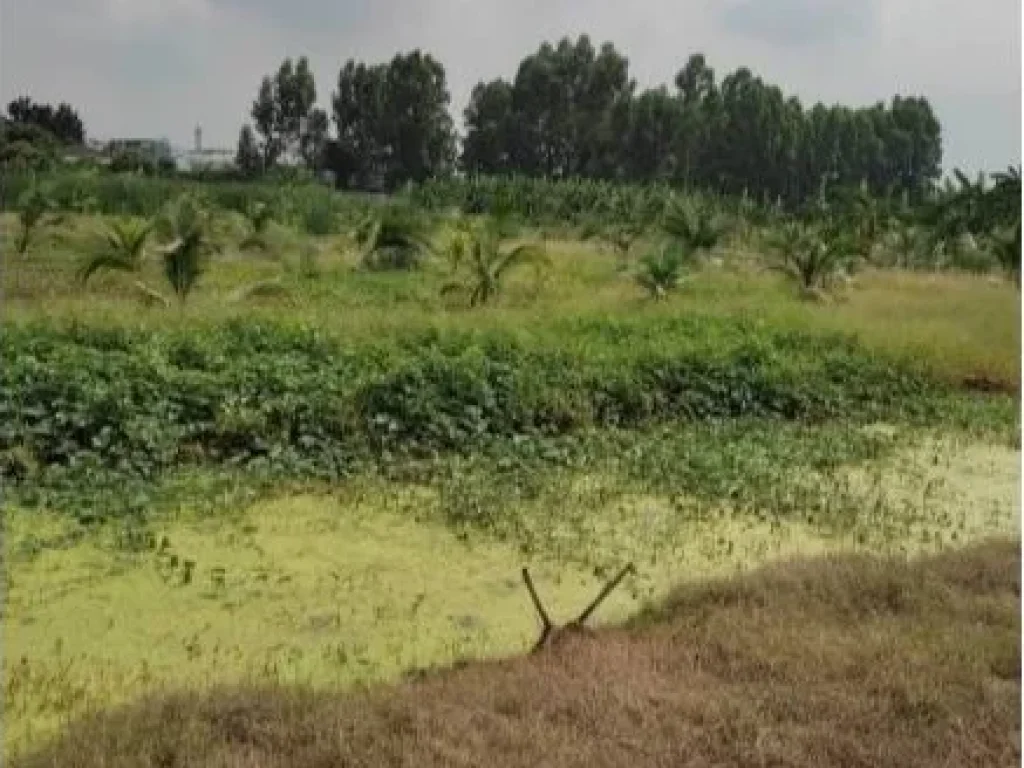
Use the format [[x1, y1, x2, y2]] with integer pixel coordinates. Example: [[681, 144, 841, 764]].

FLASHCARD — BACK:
[[0, 171, 367, 234]]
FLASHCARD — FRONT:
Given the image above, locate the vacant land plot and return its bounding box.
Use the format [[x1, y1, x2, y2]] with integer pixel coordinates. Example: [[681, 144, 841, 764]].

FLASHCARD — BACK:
[[2, 183, 1020, 764]]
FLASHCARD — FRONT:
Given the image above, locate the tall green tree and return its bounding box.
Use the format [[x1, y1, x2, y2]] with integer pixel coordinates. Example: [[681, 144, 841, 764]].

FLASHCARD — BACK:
[[235, 125, 262, 177], [673, 53, 718, 189], [501, 35, 633, 178], [330, 60, 388, 187], [329, 50, 456, 189], [461, 79, 515, 175], [457, 40, 945, 207], [618, 87, 681, 182], [299, 108, 329, 172], [248, 56, 322, 171], [383, 50, 457, 185]]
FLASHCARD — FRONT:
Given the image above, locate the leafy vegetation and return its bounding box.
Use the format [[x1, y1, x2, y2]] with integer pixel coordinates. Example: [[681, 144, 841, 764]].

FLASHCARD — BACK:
[[239, 202, 275, 251], [634, 244, 689, 299], [4, 311, 1013, 525], [441, 217, 548, 306], [155, 196, 219, 302], [355, 205, 434, 270], [78, 218, 152, 284], [767, 222, 858, 299], [14, 185, 61, 255]]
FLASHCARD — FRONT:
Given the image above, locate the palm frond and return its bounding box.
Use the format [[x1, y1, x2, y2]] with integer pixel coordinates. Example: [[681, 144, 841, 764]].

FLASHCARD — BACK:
[[228, 278, 293, 304], [634, 244, 685, 299], [358, 207, 434, 271], [493, 244, 548, 281], [156, 197, 217, 302], [662, 197, 722, 254], [78, 253, 137, 284]]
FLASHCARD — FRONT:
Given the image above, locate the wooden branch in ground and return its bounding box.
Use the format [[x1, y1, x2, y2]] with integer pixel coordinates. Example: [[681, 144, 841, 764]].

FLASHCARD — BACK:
[[522, 563, 635, 654], [570, 563, 636, 628], [521, 567, 554, 652]]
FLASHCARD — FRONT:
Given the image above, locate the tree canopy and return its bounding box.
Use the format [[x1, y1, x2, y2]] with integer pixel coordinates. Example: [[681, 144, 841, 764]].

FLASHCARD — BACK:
[[461, 38, 944, 204], [327, 50, 456, 190], [4, 96, 85, 145], [242, 57, 326, 172]]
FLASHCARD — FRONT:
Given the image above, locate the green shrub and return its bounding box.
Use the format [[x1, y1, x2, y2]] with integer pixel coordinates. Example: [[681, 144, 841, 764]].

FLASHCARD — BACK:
[[1, 315, 978, 520]]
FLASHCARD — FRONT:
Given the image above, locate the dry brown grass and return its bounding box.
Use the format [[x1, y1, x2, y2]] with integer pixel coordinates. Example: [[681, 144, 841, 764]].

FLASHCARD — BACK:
[[14, 539, 1020, 768]]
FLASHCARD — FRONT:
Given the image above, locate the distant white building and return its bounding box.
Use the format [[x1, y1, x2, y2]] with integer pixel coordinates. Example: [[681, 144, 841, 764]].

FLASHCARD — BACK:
[[174, 148, 236, 173], [106, 138, 173, 161]]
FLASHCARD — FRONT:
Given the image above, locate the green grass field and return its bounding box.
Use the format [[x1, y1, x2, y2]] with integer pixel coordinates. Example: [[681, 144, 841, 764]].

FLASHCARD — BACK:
[[2, 205, 1020, 764]]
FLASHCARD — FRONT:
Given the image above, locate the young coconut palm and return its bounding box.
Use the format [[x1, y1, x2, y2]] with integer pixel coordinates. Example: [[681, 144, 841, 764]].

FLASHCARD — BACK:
[[441, 217, 549, 307], [14, 185, 60, 255], [79, 218, 153, 284], [155, 196, 219, 303], [766, 221, 856, 299], [581, 219, 645, 271], [991, 219, 1021, 289], [662, 196, 723, 254], [354, 206, 434, 271], [239, 201, 275, 252], [635, 243, 688, 300]]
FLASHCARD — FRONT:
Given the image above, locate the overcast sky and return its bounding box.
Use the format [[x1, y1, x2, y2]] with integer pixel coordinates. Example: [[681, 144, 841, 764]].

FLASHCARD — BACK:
[[1, 0, 1020, 173]]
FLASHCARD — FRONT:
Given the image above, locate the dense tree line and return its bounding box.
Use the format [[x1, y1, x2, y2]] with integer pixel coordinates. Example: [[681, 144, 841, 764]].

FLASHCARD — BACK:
[[1, 97, 87, 171], [3, 96, 85, 145], [462, 39, 942, 204], [237, 51, 455, 189], [239, 36, 943, 203]]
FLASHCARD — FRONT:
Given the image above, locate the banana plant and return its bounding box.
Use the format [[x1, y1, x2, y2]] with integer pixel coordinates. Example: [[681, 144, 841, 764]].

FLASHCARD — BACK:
[[992, 220, 1021, 289]]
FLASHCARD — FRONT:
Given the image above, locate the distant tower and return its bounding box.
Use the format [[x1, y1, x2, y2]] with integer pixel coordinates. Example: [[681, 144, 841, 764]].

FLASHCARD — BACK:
[[194, 124, 202, 153]]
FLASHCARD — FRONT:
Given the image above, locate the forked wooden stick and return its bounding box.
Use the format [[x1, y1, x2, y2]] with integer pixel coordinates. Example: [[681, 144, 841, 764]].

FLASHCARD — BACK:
[[521, 567, 554, 652], [570, 563, 635, 627], [522, 563, 635, 653]]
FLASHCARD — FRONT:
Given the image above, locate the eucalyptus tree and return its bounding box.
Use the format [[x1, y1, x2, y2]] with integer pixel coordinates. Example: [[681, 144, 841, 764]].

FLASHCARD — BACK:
[[330, 51, 456, 189]]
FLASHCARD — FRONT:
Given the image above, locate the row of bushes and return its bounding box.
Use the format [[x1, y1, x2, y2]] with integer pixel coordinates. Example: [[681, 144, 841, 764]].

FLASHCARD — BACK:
[[1, 316, 955, 508], [2, 170, 759, 237], [406, 174, 767, 230]]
